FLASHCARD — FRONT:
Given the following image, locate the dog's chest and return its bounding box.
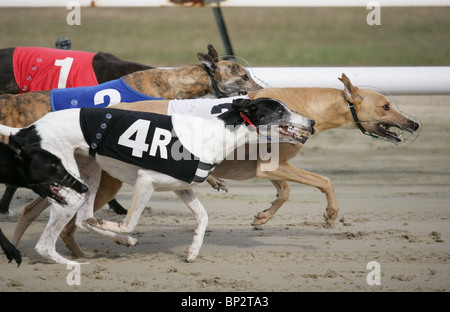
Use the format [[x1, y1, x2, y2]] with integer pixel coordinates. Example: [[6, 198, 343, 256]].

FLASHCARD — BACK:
[[13, 47, 98, 93], [51, 78, 162, 111], [79, 108, 214, 184]]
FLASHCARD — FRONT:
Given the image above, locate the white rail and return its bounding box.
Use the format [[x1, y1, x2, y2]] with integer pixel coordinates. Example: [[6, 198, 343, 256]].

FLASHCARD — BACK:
[[249, 67, 450, 94]]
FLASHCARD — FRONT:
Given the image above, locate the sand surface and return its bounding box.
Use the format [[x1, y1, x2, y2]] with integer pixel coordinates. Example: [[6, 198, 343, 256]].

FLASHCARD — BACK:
[[0, 95, 449, 292]]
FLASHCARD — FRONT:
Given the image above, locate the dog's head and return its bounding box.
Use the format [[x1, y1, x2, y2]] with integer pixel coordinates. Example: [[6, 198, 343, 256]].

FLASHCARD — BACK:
[[9, 136, 89, 205], [197, 44, 263, 97], [339, 74, 421, 145], [229, 97, 315, 143]]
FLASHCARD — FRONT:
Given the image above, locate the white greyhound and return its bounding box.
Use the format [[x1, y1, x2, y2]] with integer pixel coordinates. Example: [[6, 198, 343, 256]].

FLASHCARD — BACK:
[[0, 97, 314, 264]]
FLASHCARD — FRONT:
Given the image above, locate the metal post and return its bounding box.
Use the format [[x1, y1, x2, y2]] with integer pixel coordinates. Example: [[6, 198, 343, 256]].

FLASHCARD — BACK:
[[212, 7, 236, 62]]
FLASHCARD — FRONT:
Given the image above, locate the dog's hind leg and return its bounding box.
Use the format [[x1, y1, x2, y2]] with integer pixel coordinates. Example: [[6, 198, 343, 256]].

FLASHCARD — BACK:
[[73, 155, 137, 247], [174, 189, 208, 262], [60, 216, 85, 257], [86, 170, 154, 234], [12, 198, 50, 246]]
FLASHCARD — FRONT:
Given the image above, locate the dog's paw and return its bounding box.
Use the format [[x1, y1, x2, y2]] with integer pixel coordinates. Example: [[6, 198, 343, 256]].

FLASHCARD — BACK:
[[115, 236, 137, 247], [186, 252, 198, 263], [0, 210, 15, 217], [86, 217, 103, 227], [251, 209, 273, 226], [323, 208, 338, 228], [206, 176, 228, 193]]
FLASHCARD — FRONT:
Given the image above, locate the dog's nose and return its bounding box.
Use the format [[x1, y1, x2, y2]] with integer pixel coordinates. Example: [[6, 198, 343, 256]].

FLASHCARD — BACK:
[[80, 183, 89, 193], [309, 119, 315, 134]]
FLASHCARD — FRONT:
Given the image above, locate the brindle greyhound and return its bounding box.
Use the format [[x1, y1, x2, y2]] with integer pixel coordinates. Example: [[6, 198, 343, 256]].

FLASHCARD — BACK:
[[0, 46, 153, 214], [0, 47, 153, 94], [11, 74, 420, 259], [0, 44, 261, 216]]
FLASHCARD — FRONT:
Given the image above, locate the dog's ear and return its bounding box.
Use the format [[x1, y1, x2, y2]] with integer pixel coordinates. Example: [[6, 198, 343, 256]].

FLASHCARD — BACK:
[[207, 44, 219, 63], [198, 52, 219, 73], [339, 73, 362, 103], [8, 136, 27, 164], [232, 99, 258, 116]]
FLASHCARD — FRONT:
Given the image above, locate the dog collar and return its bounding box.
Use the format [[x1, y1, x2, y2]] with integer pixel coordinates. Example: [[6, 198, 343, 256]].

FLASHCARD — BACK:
[[240, 112, 260, 134], [203, 64, 226, 98], [346, 100, 380, 139]]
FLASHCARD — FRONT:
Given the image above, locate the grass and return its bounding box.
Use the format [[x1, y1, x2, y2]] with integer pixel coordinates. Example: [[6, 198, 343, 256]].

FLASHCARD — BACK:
[[0, 7, 449, 67]]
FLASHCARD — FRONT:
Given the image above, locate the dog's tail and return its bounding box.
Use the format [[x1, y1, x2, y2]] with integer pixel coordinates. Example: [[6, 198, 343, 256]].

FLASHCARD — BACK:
[[0, 124, 21, 137]]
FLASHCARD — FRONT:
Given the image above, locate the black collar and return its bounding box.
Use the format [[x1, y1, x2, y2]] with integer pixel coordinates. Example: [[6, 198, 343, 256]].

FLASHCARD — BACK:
[[203, 64, 226, 98], [346, 100, 379, 139]]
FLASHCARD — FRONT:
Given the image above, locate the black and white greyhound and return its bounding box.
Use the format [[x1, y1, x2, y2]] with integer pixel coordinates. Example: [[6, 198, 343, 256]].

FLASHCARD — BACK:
[[0, 97, 314, 264], [0, 137, 88, 266]]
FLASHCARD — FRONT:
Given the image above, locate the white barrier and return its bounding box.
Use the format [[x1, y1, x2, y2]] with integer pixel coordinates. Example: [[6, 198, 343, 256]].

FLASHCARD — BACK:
[[1, 0, 450, 7], [249, 67, 450, 94]]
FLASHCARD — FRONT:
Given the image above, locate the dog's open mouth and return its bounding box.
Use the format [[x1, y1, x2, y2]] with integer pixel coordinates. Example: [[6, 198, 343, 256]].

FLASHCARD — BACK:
[[370, 115, 422, 146], [377, 122, 403, 143], [278, 125, 311, 143], [375, 120, 420, 145], [46, 183, 88, 209], [49, 183, 68, 205], [31, 177, 89, 208]]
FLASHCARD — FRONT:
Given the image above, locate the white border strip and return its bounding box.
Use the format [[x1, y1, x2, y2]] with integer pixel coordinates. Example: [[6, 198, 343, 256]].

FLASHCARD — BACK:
[[1, 0, 450, 7]]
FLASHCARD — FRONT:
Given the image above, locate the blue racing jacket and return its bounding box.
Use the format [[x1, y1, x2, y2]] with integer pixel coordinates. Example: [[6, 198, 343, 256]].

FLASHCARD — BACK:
[[51, 77, 162, 111]]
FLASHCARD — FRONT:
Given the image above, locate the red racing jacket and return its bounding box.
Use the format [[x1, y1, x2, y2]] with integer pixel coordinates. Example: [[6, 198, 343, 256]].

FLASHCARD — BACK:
[[13, 47, 98, 93]]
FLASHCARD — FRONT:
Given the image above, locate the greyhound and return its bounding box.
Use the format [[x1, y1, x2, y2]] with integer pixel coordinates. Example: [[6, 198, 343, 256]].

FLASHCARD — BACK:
[[10, 74, 421, 259], [0, 44, 262, 215], [0, 47, 152, 213], [0, 137, 88, 266], [0, 98, 314, 264], [0, 46, 153, 94]]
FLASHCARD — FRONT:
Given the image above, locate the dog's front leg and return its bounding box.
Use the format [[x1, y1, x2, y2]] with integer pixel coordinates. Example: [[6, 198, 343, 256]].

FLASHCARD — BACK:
[[87, 170, 154, 234], [252, 180, 290, 226], [256, 161, 339, 227], [35, 203, 80, 264], [174, 189, 208, 262]]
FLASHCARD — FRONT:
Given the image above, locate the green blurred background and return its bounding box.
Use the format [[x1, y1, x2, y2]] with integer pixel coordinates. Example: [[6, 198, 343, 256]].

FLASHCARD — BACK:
[[0, 7, 449, 67]]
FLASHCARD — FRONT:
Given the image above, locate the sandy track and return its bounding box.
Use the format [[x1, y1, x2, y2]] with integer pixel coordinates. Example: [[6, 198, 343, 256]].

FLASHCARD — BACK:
[[0, 95, 448, 292]]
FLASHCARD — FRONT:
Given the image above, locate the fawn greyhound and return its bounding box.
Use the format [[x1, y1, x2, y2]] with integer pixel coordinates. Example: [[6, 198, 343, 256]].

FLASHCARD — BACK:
[[10, 74, 421, 261], [0, 98, 314, 264]]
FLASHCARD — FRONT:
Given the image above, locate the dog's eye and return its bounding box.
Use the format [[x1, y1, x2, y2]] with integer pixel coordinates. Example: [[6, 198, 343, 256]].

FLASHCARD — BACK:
[[278, 110, 285, 116], [383, 104, 390, 111], [47, 162, 58, 174], [241, 74, 249, 81]]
